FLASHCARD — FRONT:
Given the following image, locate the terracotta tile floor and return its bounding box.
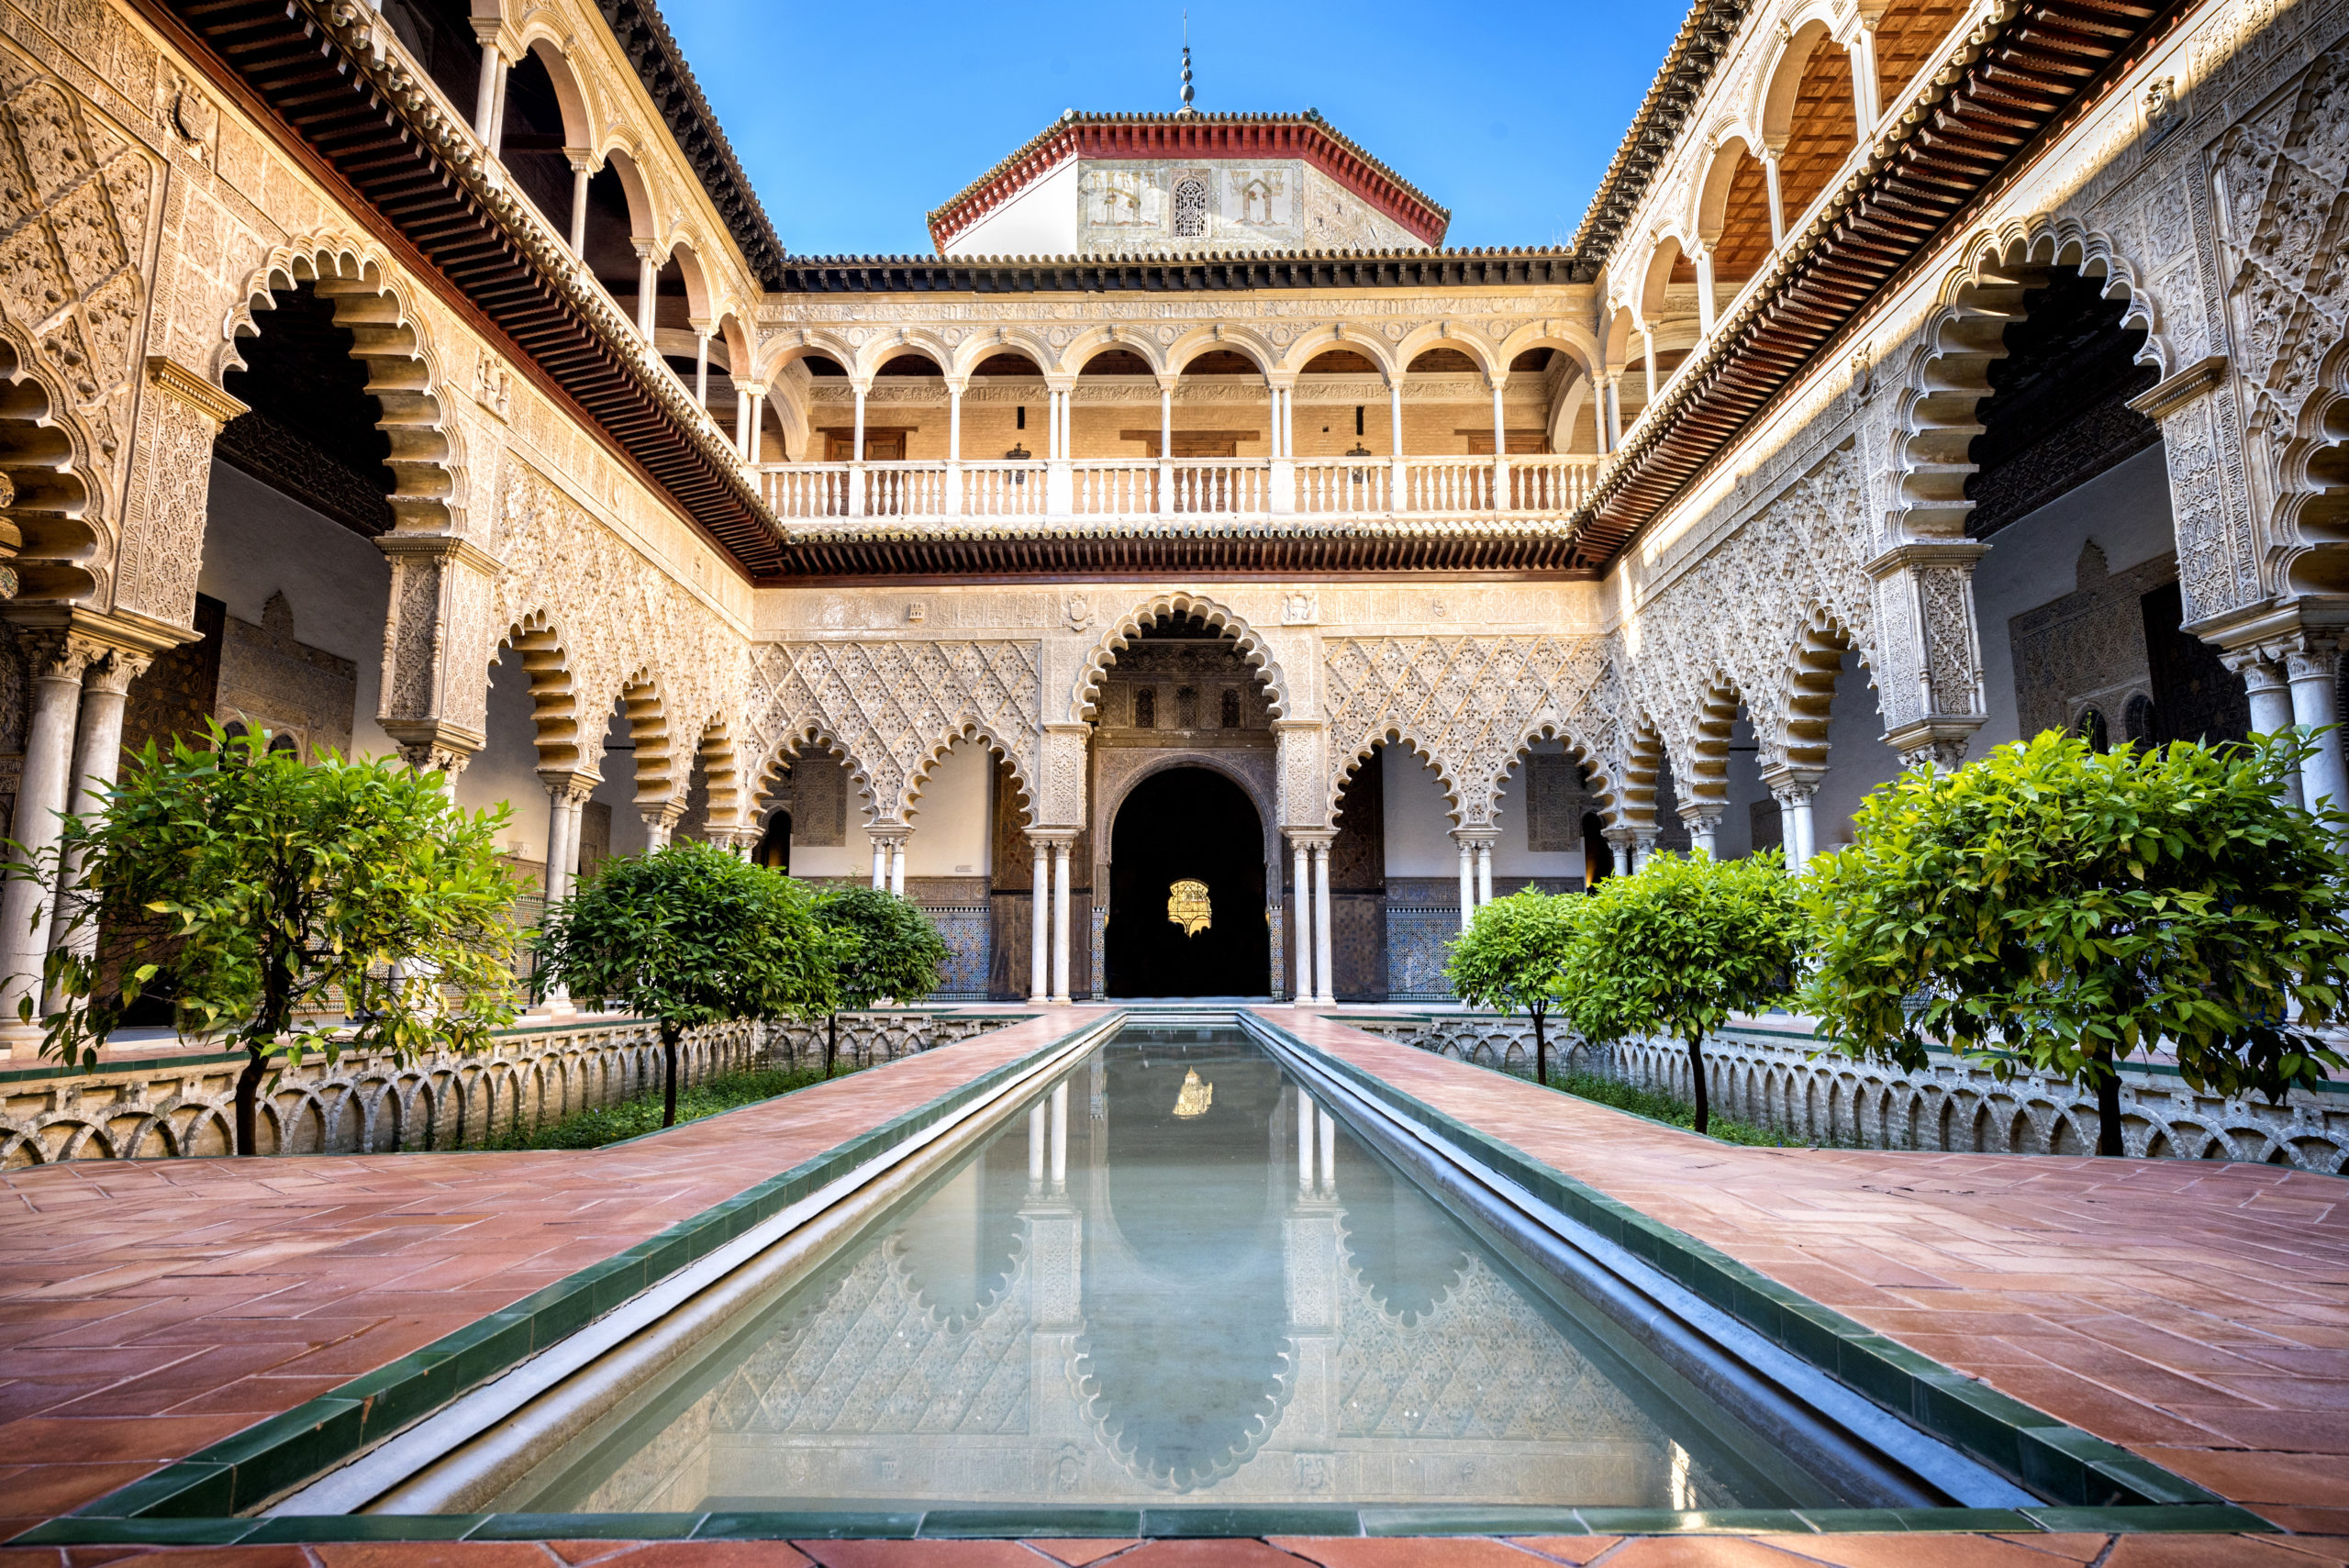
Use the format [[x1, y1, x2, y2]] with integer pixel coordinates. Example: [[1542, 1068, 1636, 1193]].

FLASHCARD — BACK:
[[1268, 1010, 2349, 1531], [0, 1012, 1107, 1539], [6, 1006, 2348, 1564]]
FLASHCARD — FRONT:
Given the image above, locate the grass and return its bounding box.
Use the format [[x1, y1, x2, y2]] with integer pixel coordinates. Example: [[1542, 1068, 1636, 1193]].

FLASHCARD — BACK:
[[478, 1062, 856, 1151], [1526, 1065, 1810, 1148]]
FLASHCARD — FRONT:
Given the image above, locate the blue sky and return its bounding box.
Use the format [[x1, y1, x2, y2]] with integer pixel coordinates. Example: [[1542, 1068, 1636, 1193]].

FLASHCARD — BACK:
[[662, 0, 1687, 257]]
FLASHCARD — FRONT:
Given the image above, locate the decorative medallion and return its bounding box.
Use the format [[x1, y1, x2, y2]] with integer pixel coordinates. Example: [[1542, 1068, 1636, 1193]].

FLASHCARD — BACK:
[[1167, 877, 1212, 936]]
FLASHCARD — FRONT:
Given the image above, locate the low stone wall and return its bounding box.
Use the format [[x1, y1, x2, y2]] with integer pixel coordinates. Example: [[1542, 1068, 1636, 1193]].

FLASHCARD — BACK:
[[0, 1007, 1033, 1166], [1349, 1012, 2349, 1173]]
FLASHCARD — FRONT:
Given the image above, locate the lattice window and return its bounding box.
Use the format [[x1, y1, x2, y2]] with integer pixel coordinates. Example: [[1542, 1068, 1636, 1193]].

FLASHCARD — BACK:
[[1173, 176, 1208, 238], [1175, 685, 1199, 728], [1219, 687, 1241, 728], [1133, 687, 1156, 728]]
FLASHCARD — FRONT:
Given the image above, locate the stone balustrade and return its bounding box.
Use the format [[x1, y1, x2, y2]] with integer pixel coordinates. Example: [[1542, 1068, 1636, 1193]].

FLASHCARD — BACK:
[[0, 1008, 1032, 1166], [1350, 1012, 2349, 1173], [761, 454, 1598, 522]]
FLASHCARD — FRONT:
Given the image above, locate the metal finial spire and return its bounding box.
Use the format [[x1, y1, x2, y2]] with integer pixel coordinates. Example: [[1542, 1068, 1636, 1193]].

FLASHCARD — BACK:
[[1179, 13, 1196, 115]]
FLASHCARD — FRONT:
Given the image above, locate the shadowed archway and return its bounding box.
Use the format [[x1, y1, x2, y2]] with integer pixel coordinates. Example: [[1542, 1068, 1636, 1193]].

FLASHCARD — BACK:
[[1107, 768, 1269, 997]]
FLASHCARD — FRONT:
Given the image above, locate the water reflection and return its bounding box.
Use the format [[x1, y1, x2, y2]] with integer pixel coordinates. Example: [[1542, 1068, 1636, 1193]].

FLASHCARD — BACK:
[[529, 1030, 1808, 1512]]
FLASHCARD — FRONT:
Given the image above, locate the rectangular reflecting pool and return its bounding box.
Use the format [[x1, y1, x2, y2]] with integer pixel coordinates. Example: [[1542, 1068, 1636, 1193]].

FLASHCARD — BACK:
[[507, 1027, 1850, 1514]]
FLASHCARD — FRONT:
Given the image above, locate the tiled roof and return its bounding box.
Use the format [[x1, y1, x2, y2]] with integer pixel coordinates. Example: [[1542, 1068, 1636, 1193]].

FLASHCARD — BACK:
[[596, 0, 790, 289], [1565, 0, 1753, 267], [772, 249, 1583, 293], [925, 110, 1453, 251]]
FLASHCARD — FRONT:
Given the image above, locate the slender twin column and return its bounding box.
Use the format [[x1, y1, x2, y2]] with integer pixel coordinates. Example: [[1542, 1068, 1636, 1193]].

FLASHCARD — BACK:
[[1451, 828, 1497, 928], [1287, 832, 1335, 1004], [566, 152, 595, 255], [1029, 836, 1050, 1003], [1762, 769, 1820, 872], [1023, 829, 1075, 1004], [690, 321, 713, 407], [536, 769, 599, 1009], [866, 827, 908, 895], [1291, 836, 1314, 1002], [2226, 650, 2305, 809], [1029, 1083, 1068, 1191], [1683, 806, 1724, 858], [631, 242, 660, 340], [641, 804, 685, 851], [1, 632, 106, 1027]]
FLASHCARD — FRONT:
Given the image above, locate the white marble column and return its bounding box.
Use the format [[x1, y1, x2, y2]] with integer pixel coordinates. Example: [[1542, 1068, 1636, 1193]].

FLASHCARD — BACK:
[[1694, 246, 1718, 337], [3, 635, 102, 1022], [471, 29, 503, 144], [1774, 784, 1818, 872], [1029, 836, 1050, 1003], [1029, 1102, 1046, 1186], [1762, 149, 1787, 246], [2287, 641, 2348, 823], [1456, 836, 1475, 929], [1312, 841, 1335, 1006], [1488, 375, 1508, 507], [1475, 841, 1494, 907], [1606, 374, 1624, 450], [1156, 375, 1178, 518], [1051, 838, 1073, 1004], [535, 770, 596, 1010], [1291, 837, 1314, 1004], [1642, 328, 1658, 407], [1848, 28, 1881, 134], [1683, 806, 1723, 858], [869, 835, 887, 889], [2226, 650, 2301, 807], [640, 804, 683, 851], [889, 839, 907, 897], [566, 152, 594, 255], [692, 322, 712, 407], [52, 651, 150, 984], [633, 243, 660, 339], [1318, 1106, 1337, 1195], [945, 377, 965, 517]]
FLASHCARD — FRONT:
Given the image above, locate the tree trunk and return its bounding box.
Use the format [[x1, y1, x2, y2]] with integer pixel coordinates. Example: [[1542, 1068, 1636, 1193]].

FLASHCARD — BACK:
[[1687, 1030, 1710, 1138], [825, 1013, 838, 1078], [662, 1025, 680, 1129], [233, 1042, 267, 1157], [2094, 1046, 2124, 1157], [1531, 1007, 1548, 1086]]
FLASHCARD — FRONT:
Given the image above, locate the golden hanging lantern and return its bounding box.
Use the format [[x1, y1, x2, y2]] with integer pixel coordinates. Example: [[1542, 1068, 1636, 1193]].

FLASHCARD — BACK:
[[1166, 877, 1212, 937], [1173, 1066, 1214, 1118]]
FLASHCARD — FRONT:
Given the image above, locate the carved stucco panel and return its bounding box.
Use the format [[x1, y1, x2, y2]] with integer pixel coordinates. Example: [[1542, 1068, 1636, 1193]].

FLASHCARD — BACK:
[[747, 639, 1043, 825]]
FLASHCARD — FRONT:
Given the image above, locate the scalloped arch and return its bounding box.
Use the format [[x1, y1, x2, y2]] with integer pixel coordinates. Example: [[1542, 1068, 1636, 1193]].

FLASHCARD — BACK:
[[495, 609, 584, 771], [1888, 221, 2161, 544], [1327, 727, 1465, 829], [0, 326, 101, 603], [221, 238, 462, 534], [904, 721, 1037, 828], [1069, 592, 1290, 725]]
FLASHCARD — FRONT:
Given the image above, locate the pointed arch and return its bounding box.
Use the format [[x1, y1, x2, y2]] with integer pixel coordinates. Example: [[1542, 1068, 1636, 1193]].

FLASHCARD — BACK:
[[1070, 592, 1290, 724], [754, 720, 880, 834], [1484, 718, 1622, 838], [1326, 727, 1464, 831]]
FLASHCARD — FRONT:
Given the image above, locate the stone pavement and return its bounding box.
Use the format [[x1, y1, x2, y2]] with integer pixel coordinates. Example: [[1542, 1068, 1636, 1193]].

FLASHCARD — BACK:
[[0, 1011, 1108, 1540], [1268, 1010, 2349, 1537], [0, 1526, 2343, 1564]]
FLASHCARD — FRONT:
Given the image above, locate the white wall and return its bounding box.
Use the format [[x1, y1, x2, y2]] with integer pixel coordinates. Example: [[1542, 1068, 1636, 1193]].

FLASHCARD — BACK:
[[455, 649, 550, 865], [1969, 446, 2176, 751], [905, 740, 992, 877], [1715, 711, 1769, 859], [943, 160, 1079, 257], [197, 462, 396, 760], [1493, 740, 1586, 880], [1812, 650, 1909, 849], [588, 702, 650, 860], [1382, 746, 1456, 876]]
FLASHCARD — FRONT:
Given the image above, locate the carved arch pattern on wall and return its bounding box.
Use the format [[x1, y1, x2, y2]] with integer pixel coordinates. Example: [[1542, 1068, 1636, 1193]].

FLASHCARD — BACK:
[[1621, 441, 1880, 801], [748, 639, 1043, 826], [2213, 33, 2349, 582], [1319, 635, 1625, 830], [0, 36, 159, 606], [906, 721, 1036, 829], [481, 459, 742, 793]]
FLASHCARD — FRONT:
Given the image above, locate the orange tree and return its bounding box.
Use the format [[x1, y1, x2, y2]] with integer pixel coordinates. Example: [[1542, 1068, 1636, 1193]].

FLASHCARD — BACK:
[[1802, 730, 2349, 1155], [27, 725, 523, 1155], [535, 840, 840, 1127]]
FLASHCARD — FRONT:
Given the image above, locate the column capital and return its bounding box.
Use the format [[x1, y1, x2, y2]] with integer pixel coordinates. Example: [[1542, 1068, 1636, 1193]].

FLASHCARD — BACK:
[[1024, 827, 1079, 848], [4, 604, 196, 665], [1757, 762, 1824, 797], [865, 822, 912, 845], [1450, 826, 1499, 847], [565, 146, 599, 174], [640, 800, 687, 832], [537, 767, 599, 806], [386, 721, 484, 773], [1286, 828, 1337, 848], [1679, 802, 1726, 829]]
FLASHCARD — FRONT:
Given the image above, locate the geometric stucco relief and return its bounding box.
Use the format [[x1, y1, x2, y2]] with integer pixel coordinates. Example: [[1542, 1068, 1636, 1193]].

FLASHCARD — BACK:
[[1321, 634, 1620, 828], [746, 639, 1043, 824]]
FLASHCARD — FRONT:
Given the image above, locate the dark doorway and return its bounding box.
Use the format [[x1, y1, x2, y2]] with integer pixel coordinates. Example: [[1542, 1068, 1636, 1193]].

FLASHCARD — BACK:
[[1108, 768, 1268, 997]]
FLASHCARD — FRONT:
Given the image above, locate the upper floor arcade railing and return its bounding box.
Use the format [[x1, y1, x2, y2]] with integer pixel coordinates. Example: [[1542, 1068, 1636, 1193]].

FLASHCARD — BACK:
[[759, 454, 1600, 523]]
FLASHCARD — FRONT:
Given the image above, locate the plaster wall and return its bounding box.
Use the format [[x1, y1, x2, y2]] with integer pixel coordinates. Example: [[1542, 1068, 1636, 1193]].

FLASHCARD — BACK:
[[1495, 741, 1586, 879], [1968, 446, 2177, 752], [1811, 650, 1909, 850], [905, 740, 993, 877], [195, 462, 396, 762], [1381, 746, 1454, 876], [457, 651, 555, 872]]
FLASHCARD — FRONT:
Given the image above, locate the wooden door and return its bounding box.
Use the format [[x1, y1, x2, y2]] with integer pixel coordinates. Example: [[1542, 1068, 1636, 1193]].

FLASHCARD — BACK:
[[823, 430, 908, 461]]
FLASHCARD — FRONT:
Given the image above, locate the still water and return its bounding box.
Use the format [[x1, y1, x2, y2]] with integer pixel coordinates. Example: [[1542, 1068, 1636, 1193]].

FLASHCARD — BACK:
[[518, 1029, 1838, 1513]]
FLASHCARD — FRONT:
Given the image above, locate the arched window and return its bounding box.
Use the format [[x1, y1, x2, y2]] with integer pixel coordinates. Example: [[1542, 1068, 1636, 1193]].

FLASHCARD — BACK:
[[2123, 693, 2159, 748], [1219, 687, 1241, 728], [1133, 687, 1156, 728], [1173, 176, 1207, 239], [1581, 811, 1614, 885], [2076, 707, 2110, 752], [755, 809, 791, 871]]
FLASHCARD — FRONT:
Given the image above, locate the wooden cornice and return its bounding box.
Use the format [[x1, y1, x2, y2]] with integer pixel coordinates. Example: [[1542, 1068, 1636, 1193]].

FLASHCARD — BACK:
[[1573, 0, 2192, 565]]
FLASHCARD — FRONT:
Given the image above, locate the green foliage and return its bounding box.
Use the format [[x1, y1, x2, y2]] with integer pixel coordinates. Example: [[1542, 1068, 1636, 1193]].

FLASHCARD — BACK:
[[1552, 849, 1809, 1134], [1445, 888, 1585, 1080], [817, 885, 950, 1011], [1801, 730, 2349, 1151], [536, 841, 841, 1037], [28, 725, 523, 1155], [1547, 1068, 1804, 1148], [477, 1062, 853, 1151]]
